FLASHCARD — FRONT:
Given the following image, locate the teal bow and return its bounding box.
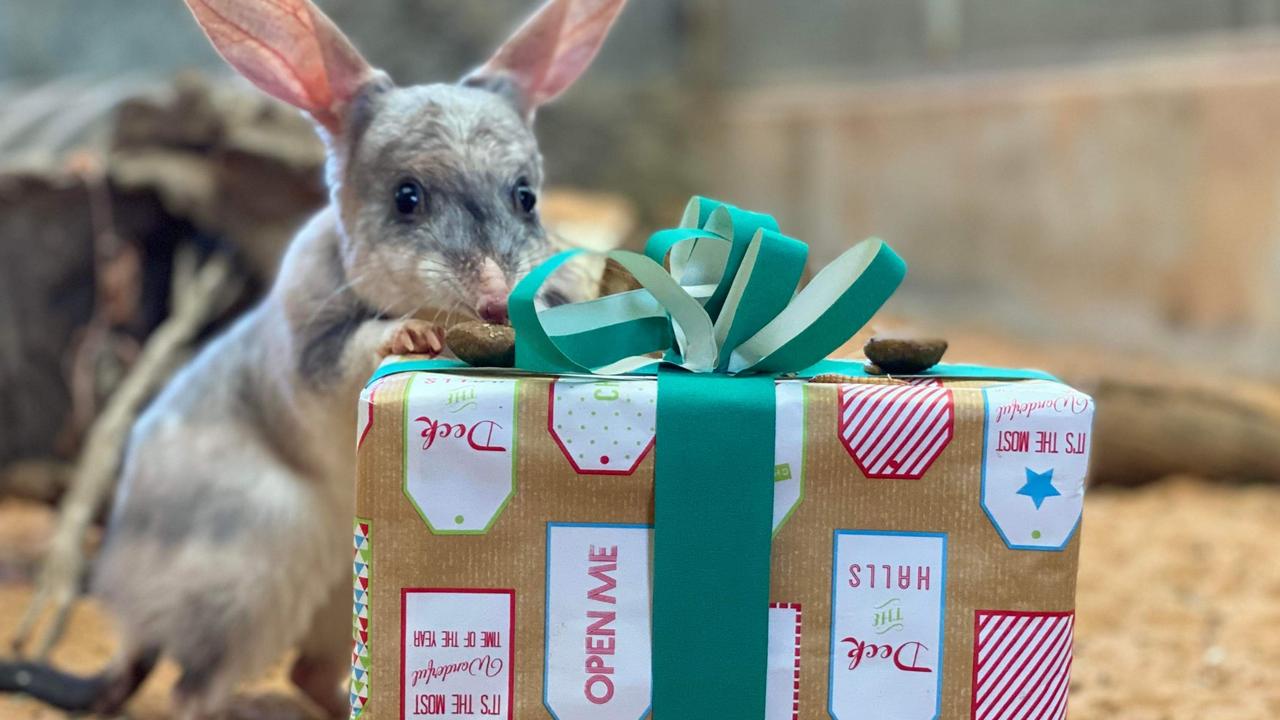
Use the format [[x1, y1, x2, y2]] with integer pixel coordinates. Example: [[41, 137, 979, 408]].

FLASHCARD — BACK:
[[510, 196, 906, 376], [512, 198, 908, 717]]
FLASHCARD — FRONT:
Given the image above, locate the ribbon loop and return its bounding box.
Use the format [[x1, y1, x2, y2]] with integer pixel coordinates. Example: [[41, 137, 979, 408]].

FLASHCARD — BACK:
[[713, 229, 807, 371], [510, 196, 907, 376]]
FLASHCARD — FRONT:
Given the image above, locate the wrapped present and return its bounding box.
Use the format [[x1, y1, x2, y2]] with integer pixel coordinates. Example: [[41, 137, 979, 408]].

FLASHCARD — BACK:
[[350, 198, 1094, 719]]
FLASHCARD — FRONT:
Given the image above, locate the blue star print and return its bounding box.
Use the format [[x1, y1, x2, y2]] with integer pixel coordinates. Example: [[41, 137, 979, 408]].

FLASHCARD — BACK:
[[1017, 467, 1060, 509]]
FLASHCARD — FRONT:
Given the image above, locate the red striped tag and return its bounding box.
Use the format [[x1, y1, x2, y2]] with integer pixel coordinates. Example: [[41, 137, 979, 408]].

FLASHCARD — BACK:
[[767, 603, 802, 720], [838, 380, 955, 479], [971, 610, 1075, 720]]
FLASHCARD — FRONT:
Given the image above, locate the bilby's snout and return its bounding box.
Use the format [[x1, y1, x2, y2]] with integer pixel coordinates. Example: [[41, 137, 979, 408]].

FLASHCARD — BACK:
[[475, 257, 511, 325], [478, 299, 508, 324]]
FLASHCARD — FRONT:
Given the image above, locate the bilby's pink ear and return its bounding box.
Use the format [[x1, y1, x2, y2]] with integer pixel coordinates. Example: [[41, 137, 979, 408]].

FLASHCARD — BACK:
[[464, 0, 627, 119], [185, 0, 376, 134]]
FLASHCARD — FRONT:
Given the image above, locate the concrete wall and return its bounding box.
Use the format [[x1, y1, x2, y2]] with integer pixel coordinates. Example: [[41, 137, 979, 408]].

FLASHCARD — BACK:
[[9, 1, 1280, 84], [7, 2, 1280, 374], [0, 0, 701, 226], [717, 0, 1280, 85], [712, 42, 1280, 376]]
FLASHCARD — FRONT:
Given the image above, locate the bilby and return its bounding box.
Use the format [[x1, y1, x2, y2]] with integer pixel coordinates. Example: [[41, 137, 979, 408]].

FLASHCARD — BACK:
[[0, 0, 626, 716]]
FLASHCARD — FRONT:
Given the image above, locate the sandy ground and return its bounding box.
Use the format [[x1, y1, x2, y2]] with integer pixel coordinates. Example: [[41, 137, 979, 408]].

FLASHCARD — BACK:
[[1, 479, 1277, 719]]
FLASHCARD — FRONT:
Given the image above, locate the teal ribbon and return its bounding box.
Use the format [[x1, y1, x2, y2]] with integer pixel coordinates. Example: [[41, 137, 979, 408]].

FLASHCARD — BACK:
[[652, 370, 775, 717], [368, 358, 1060, 387], [508, 197, 911, 716], [509, 196, 907, 376]]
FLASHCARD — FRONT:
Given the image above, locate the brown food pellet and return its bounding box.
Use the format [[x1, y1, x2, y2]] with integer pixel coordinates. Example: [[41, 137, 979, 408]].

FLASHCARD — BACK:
[[445, 321, 516, 368], [863, 336, 948, 374]]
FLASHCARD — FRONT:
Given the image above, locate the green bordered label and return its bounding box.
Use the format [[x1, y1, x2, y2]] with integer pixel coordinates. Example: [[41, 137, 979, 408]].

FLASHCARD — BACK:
[[772, 380, 806, 534], [403, 373, 518, 534]]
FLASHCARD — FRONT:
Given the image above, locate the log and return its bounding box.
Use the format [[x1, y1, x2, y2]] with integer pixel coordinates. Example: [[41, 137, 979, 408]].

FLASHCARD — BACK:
[[1077, 372, 1280, 486], [10, 250, 244, 658], [0, 173, 95, 469], [108, 74, 327, 283]]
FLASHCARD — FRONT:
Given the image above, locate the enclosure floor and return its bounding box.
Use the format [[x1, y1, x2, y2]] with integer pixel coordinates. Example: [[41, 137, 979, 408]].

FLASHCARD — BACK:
[[1, 478, 1278, 719]]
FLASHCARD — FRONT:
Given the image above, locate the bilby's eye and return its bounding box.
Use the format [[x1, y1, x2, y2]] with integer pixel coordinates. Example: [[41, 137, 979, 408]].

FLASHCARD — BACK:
[[513, 177, 536, 215], [393, 179, 426, 216]]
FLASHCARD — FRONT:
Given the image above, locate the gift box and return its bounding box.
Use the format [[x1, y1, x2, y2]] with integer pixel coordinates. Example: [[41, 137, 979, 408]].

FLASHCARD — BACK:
[[349, 198, 1095, 719]]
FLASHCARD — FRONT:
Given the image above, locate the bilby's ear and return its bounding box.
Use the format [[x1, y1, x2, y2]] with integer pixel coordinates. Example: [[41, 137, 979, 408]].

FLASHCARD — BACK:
[[185, 0, 379, 135], [463, 0, 627, 120]]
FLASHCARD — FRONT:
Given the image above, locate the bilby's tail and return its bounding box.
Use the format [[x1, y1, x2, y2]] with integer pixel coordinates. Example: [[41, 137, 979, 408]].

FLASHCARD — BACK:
[[0, 649, 158, 714]]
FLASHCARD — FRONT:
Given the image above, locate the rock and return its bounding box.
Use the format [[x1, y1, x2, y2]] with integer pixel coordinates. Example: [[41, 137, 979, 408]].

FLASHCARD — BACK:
[[864, 336, 948, 374], [446, 321, 516, 368]]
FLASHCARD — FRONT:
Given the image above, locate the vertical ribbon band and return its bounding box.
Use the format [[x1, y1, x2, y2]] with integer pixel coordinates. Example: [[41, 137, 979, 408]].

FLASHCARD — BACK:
[[653, 371, 777, 717]]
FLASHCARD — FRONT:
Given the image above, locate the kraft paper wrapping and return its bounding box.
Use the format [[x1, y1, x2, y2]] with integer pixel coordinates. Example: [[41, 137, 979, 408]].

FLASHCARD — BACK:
[[351, 370, 1092, 720]]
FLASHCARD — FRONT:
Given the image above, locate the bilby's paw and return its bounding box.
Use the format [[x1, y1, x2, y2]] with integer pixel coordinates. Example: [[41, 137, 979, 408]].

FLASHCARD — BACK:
[[378, 320, 444, 358]]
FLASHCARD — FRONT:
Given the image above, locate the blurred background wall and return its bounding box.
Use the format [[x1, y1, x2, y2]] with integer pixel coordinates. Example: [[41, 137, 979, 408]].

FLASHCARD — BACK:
[[711, 2, 1280, 378], [0, 0, 701, 221], [4, 0, 1280, 472], [4, 5, 1280, 718], [11, 0, 1279, 373]]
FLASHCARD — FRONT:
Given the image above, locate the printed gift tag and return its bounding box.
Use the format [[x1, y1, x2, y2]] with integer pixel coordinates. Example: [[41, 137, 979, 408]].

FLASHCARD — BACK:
[[544, 524, 653, 720], [837, 380, 955, 480], [400, 589, 514, 719], [981, 381, 1094, 550], [971, 610, 1075, 720], [766, 604, 803, 720], [549, 378, 656, 475], [829, 530, 946, 720], [773, 381, 805, 533], [544, 524, 805, 719], [403, 374, 518, 534]]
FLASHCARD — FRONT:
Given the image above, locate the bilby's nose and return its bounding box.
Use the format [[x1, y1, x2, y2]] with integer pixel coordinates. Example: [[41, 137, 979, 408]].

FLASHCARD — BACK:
[[478, 299, 508, 324], [476, 257, 510, 324]]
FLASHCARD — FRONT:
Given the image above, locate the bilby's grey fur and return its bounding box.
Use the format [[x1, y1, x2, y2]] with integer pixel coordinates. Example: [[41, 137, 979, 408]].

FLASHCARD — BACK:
[[0, 0, 628, 715], [93, 85, 550, 718], [334, 84, 548, 325]]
